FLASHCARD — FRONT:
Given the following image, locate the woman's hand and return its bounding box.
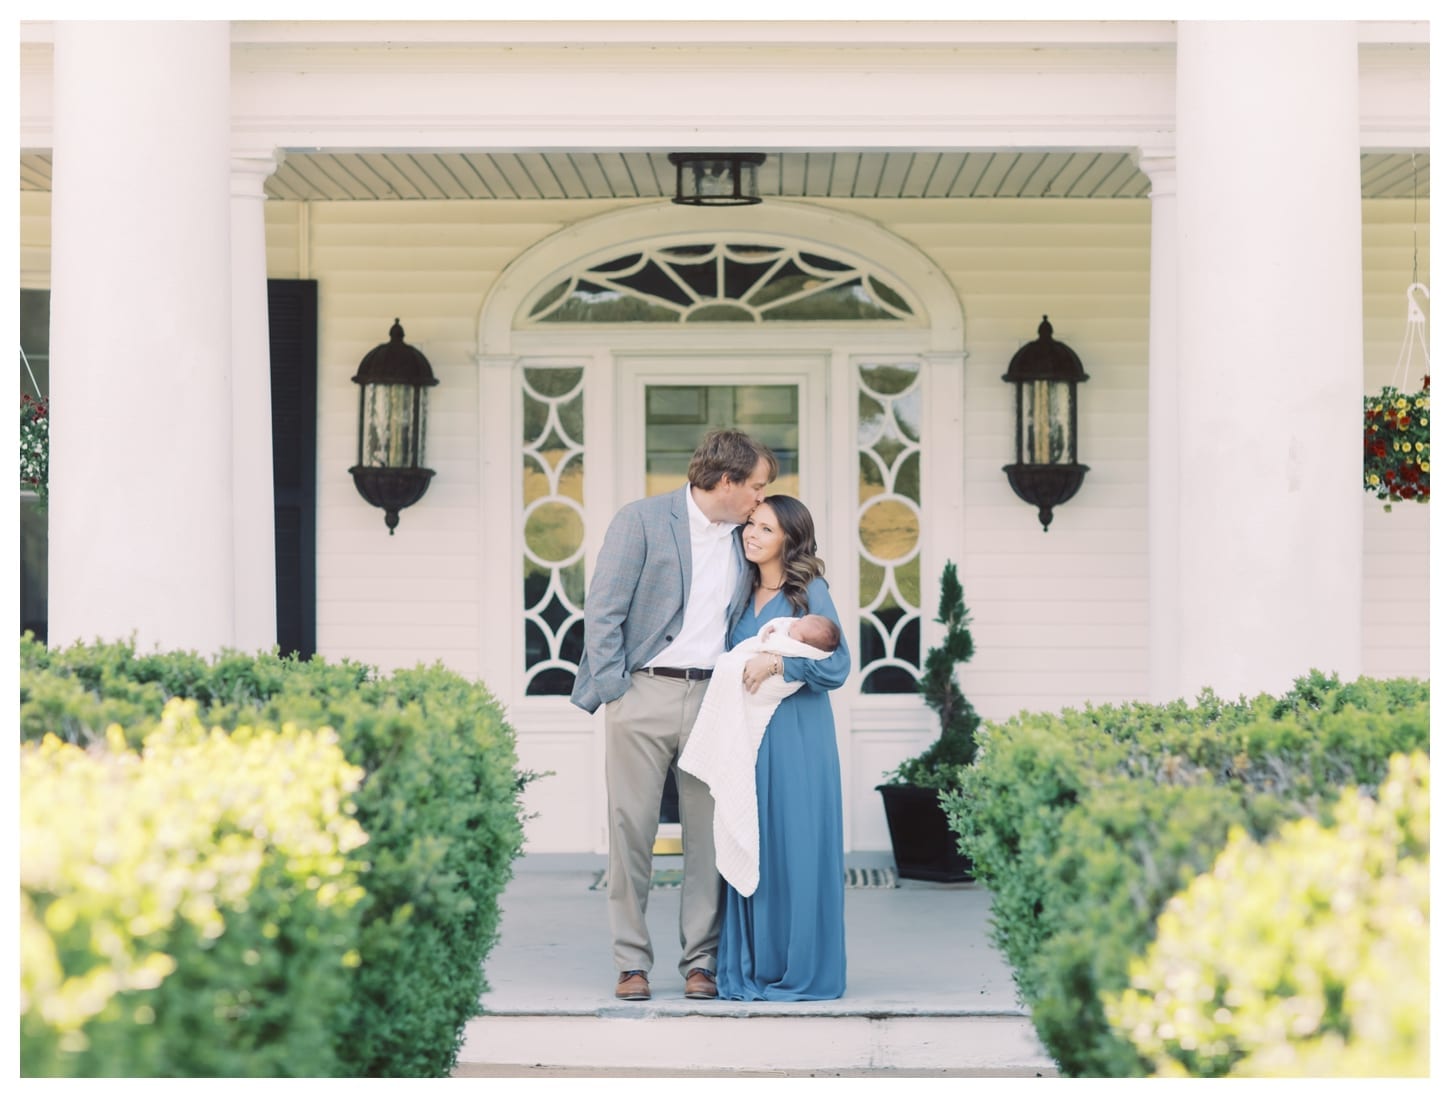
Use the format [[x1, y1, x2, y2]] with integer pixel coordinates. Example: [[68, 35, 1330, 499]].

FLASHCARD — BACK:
[[742, 653, 780, 694]]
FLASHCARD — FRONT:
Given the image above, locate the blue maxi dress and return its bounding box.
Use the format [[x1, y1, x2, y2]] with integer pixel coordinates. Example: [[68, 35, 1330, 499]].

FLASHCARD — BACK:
[[716, 576, 851, 1001]]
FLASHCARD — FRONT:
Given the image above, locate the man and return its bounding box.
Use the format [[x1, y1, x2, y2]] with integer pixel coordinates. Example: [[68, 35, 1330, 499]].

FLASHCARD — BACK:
[[571, 428, 777, 1002]]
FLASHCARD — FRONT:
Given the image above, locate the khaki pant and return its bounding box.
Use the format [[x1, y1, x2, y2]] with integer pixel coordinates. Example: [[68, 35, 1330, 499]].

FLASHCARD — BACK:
[[604, 670, 722, 977]]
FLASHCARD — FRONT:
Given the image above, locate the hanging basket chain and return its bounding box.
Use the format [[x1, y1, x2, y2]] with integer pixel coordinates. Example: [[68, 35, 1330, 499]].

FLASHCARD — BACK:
[[21, 345, 44, 401], [1392, 153, 1430, 393], [1412, 151, 1421, 288], [1390, 284, 1431, 395]]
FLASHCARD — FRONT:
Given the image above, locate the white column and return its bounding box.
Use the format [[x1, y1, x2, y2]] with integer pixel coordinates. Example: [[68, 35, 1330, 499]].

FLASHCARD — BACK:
[[1137, 150, 1181, 702], [231, 153, 281, 652], [49, 21, 236, 654], [1175, 22, 1364, 699]]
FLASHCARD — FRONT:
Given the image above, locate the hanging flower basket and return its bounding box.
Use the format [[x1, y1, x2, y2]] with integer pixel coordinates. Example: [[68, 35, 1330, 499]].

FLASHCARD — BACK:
[[1364, 376, 1429, 509], [20, 391, 48, 507]]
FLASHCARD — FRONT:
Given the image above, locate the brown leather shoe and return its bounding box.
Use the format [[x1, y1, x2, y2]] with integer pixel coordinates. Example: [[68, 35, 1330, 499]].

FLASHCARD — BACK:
[[616, 970, 650, 1000], [684, 968, 717, 999]]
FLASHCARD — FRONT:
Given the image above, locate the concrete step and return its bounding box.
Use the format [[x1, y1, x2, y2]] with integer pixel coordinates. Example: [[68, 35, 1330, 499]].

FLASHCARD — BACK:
[[458, 1006, 1054, 1075], [454, 855, 1059, 1077]]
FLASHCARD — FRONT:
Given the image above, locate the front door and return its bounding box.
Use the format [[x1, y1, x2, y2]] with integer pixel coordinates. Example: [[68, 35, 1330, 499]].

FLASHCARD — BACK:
[[618, 356, 828, 846]]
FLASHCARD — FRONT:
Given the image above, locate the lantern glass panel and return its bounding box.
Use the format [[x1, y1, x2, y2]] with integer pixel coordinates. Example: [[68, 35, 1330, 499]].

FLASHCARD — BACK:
[[361, 383, 427, 468], [684, 158, 757, 202], [736, 159, 759, 199], [1020, 379, 1074, 465], [693, 158, 730, 199]]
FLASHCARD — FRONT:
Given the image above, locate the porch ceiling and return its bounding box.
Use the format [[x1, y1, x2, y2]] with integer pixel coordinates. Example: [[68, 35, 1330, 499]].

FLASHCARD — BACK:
[[18, 149, 1430, 202]]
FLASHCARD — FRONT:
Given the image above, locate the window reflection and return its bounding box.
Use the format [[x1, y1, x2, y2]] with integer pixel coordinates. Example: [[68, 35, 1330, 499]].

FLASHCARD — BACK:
[[645, 384, 799, 498]]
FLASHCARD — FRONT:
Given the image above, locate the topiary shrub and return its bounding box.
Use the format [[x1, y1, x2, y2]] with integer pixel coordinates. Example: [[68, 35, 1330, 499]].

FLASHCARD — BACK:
[[1106, 751, 1429, 1077], [881, 560, 981, 790]]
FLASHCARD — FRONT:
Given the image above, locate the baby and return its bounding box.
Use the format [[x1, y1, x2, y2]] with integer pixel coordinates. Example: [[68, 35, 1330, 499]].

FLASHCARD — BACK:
[[760, 612, 840, 655], [678, 612, 840, 896]]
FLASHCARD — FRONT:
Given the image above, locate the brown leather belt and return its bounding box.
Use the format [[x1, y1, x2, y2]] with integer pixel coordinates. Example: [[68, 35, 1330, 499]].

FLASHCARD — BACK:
[[644, 666, 713, 681]]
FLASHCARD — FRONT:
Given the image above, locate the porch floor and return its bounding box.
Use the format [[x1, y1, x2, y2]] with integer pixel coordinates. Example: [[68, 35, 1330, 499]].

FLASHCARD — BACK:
[[456, 853, 1058, 1077]]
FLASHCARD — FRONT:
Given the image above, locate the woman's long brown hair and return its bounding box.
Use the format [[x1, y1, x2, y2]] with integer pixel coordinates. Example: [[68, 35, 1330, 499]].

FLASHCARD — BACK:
[[751, 495, 826, 615]]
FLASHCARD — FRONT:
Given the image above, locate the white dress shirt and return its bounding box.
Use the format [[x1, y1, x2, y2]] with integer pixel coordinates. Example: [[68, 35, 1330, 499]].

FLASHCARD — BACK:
[[645, 486, 740, 670]]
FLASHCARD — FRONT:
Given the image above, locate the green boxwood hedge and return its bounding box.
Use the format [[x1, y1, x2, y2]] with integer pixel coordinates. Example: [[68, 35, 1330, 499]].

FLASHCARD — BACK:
[[22, 703, 369, 1077], [1106, 752, 1429, 1077], [940, 671, 1429, 1078], [19, 635, 530, 1077]]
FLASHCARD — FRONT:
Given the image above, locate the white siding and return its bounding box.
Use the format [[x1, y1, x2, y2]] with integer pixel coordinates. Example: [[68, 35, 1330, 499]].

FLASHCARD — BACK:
[[263, 199, 300, 279], [20, 191, 51, 284]]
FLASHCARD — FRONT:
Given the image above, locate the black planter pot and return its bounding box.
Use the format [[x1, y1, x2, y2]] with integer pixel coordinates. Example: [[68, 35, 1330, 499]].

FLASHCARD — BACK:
[[876, 783, 974, 883]]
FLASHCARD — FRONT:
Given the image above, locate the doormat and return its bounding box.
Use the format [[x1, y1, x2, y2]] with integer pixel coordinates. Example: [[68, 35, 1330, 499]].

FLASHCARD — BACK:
[[590, 867, 897, 891]]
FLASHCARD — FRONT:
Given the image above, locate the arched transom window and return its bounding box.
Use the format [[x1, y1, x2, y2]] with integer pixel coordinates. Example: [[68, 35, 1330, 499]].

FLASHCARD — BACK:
[[525, 241, 918, 325]]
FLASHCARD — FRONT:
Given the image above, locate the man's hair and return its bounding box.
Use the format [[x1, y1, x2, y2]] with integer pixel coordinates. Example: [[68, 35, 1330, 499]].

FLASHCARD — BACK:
[[687, 428, 778, 491]]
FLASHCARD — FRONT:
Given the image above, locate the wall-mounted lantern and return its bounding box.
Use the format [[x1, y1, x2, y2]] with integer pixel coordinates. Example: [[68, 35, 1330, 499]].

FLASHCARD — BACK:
[[1002, 315, 1089, 531], [667, 152, 766, 206], [348, 319, 438, 534]]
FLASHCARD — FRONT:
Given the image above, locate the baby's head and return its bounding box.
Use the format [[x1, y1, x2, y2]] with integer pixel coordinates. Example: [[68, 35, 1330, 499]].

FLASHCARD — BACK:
[[789, 613, 840, 652]]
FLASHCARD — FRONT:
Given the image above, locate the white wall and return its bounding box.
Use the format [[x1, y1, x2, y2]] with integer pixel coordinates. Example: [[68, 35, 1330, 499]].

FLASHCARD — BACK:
[[19, 191, 51, 285]]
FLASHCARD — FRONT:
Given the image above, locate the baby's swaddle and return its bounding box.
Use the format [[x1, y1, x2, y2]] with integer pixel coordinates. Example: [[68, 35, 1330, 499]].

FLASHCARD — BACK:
[[678, 617, 832, 896]]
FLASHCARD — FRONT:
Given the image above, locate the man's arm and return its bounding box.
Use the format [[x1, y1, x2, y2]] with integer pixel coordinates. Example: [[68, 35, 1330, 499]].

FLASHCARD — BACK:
[[581, 506, 647, 705]]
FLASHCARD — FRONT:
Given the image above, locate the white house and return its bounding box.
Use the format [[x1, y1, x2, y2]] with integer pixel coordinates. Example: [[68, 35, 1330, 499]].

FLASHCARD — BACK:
[[17, 20, 1431, 853]]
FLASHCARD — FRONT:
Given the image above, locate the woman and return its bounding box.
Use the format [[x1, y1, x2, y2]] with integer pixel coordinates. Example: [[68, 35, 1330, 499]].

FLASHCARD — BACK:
[[716, 495, 851, 1001]]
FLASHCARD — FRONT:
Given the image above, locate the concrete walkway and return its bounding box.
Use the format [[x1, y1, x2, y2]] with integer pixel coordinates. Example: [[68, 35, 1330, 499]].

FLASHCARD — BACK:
[[456, 853, 1058, 1077]]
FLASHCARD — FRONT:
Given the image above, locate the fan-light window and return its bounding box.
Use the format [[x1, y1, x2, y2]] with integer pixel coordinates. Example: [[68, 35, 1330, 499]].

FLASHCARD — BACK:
[[527, 243, 917, 324]]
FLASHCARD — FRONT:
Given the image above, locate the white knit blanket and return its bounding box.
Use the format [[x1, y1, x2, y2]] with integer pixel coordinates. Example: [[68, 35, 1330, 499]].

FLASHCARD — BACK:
[[678, 618, 832, 896]]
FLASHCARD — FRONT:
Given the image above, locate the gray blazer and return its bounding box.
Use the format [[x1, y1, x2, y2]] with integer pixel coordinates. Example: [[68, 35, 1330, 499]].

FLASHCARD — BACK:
[[570, 485, 752, 714]]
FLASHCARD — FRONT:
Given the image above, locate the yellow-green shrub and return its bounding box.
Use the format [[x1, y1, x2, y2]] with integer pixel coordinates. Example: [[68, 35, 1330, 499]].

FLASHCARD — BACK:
[[1106, 751, 1428, 1077], [20, 700, 368, 1077], [945, 671, 1429, 1076], [20, 634, 530, 1076]]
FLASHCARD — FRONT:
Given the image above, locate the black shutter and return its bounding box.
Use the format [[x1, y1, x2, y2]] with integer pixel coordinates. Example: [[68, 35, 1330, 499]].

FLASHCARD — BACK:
[[268, 279, 318, 659]]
